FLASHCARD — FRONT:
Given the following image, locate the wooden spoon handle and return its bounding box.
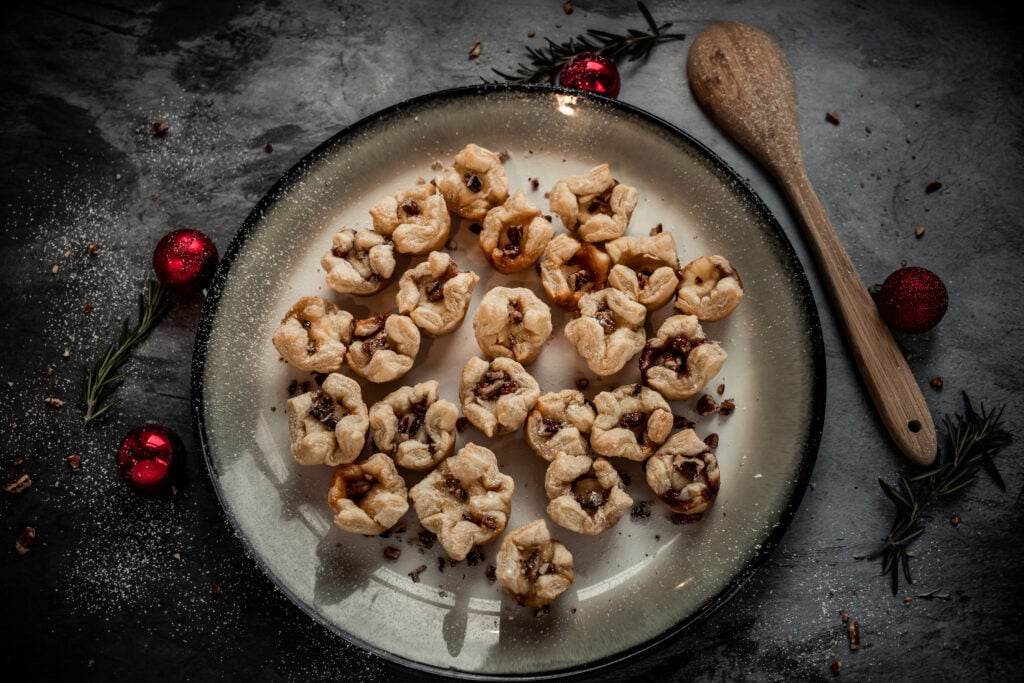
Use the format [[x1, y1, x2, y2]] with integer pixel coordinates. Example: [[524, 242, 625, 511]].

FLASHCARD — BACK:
[[785, 165, 937, 465]]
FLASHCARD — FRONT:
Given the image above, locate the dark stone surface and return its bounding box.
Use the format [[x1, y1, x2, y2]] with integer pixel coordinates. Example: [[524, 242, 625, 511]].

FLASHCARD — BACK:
[[1, 1, 1022, 680]]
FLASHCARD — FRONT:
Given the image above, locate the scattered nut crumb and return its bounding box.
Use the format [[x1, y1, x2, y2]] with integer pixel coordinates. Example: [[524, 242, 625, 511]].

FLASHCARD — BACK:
[[409, 564, 428, 583], [383, 547, 401, 561], [563, 1, 573, 14], [649, 223, 663, 235], [575, 377, 589, 390], [630, 501, 651, 519], [528, 29, 536, 38], [914, 226, 925, 239], [950, 513, 961, 527], [84, 302, 94, 314], [151, 121, 169, 137], [695, 394, 717, 416], [831, 660, 842, 674], [468, 41, 482, 59], [67, 454, 82, 469], [718, 399, 736, 416], [16, 526, 36, 555], [925, 181, 942, 194], [264, 142, 273, 153], [825, 111, 840, 125], [704, 433, 719, 449], [848, 620, 861, 650], [62, 347, 71, 358], [673, 414, 694, 430], [52, 264, 59, 275], [3, 473, 32, 493], [44, 397, 64, 409], [930, 376, 943, 390], [445, 238, 458, 251], [456, 416, 469, 433], [210, 582, 222, 596]]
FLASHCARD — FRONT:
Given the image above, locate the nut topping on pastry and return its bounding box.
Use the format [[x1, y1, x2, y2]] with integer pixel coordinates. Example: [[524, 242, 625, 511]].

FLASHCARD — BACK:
[[639, 314, 727, 400], [369, 380, 458, 471], [286, 373, 368, 466], [563, 288, 647, 376], [459, 356, 540, 437], [479, 190, 554, 273], [674, 255, 744, 321], [345, 313, 421, 383], [272, 296, 354, 373], [544, 453, 633, 535], [472, 286, 552, 365], [369, 183, 451, 255], [321, 227, 396, 295], [495, 518, 574, 607], [645, 428, 721, 517], [435, 143, 510, 221], [408, 443, 515, 560], [590, 383, 673, 461], [548, 163, 638, 242], [396, 251, 479, 336], [539, 233, 612, 311], [328, 452, 409, 535]]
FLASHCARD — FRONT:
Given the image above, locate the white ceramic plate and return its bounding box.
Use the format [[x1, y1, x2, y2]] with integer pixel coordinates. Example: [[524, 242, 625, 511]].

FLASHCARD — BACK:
[[192, 85, 824, 678]]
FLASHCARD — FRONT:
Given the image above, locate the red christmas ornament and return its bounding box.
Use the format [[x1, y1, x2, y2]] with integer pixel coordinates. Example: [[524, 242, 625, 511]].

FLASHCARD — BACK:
[[152, 228, 219, 293], [117, 423, 184, 491], [875, 266, 948, 334], [559, 52, 621, 99]]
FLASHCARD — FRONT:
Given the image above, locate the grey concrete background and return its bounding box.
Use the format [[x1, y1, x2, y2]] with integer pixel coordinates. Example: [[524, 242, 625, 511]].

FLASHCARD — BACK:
[[1, 0, 1021, 680]]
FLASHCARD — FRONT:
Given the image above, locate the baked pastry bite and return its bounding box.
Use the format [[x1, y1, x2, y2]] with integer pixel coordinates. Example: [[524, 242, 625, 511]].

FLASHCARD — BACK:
[[605, 231, 681, 310], [321, 227, 396, 296], [548, 163, 638, 242], [590, 383, 673, 461], [495, 518, 574, 608], [369, 182, 451, 255], [396, 251, 479, 336], [472, 286, 552, 365], [459, 356, 541, 437], [408, 442, 515, 561], [272, 296, 353, 373], [345, 312, 421, 383], [286, 373, 368, 466], [479, 190, 553, 273], [328, 452, 409, 535], [435, 143, 510, 221], [539, 233, 611, 311], [639, 314, 727, 401], [563, 288, 647, 376], [674, 255, 744, 321], [368, 380, 458, 471], [544, 453, 632, 535], [525, 390, 596, 461], [645, 428, 721, 516]]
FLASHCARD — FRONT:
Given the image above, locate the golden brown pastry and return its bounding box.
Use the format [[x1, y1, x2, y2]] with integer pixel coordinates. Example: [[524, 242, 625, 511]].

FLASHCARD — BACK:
[[271, 296, 353, 373], [639, 314, 727, 400], [495, 518, 574, 607], [645, 428, 721, 516], [328, 453, 409, 535]]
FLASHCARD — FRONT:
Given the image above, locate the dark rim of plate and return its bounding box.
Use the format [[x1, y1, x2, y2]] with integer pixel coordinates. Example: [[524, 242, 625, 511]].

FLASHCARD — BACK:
[[190, 83, 826, 681]]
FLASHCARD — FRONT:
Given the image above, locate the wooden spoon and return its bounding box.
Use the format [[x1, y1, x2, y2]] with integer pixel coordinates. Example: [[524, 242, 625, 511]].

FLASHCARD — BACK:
[[687, 21, 937, 466]]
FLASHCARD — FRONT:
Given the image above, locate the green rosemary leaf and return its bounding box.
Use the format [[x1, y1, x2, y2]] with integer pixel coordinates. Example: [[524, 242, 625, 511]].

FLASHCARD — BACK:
[[493, 1, 685, 84], [82, 279, 170, 425], [872, 392, 1012, 594]]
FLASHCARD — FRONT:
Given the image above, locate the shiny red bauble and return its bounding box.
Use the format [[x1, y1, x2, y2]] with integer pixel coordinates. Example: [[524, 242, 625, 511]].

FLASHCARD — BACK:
[[876, 266, 949, 334], [558, 52, 621, 99], [152, 228, 219, 293], [116, 423, 184, 491]]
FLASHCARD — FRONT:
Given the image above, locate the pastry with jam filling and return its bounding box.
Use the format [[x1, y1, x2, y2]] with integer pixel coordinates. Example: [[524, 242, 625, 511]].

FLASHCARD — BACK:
[[435, 143, 510, 222], [495, 518, 574, 608], [345, 312, 421, 383], [605, 231, 681, 310], [590, 383, 673, 461], [563, 288, 647, 376], [639, 314, 727, 400], [321, 227, 396, 296], [544, 453, 633, 535], [369, 380, 458, 471], [548, 163, 638, 242], [539, 233, 611, 311], [328, 452, 409, 535], [369, 182, 451, 255], [396, 251, 479, 336], [525, 389, 595, 461], [459, 356, 541, 437], [645, 428, 721, 517], [472, 286, 552, 365], [287, 373, 368, 466], [479, 190, 553, 273], [408, 443, 514, 561], [674, 254, 744, 321], [272, 296, 353, 373]]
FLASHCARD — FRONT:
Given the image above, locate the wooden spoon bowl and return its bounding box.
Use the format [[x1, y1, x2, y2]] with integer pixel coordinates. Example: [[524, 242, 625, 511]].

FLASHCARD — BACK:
[[687, 22, 937, 466]]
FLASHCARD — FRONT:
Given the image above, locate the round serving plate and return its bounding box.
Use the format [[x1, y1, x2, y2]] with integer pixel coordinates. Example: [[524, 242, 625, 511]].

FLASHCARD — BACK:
[[191, 84, 824, 678]]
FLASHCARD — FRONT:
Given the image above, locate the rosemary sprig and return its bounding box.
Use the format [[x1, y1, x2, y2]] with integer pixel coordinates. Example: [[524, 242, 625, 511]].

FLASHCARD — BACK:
[[871, 391, 1012, 594], [82, 279, 171, 425], [493, 2, 685, 84]]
